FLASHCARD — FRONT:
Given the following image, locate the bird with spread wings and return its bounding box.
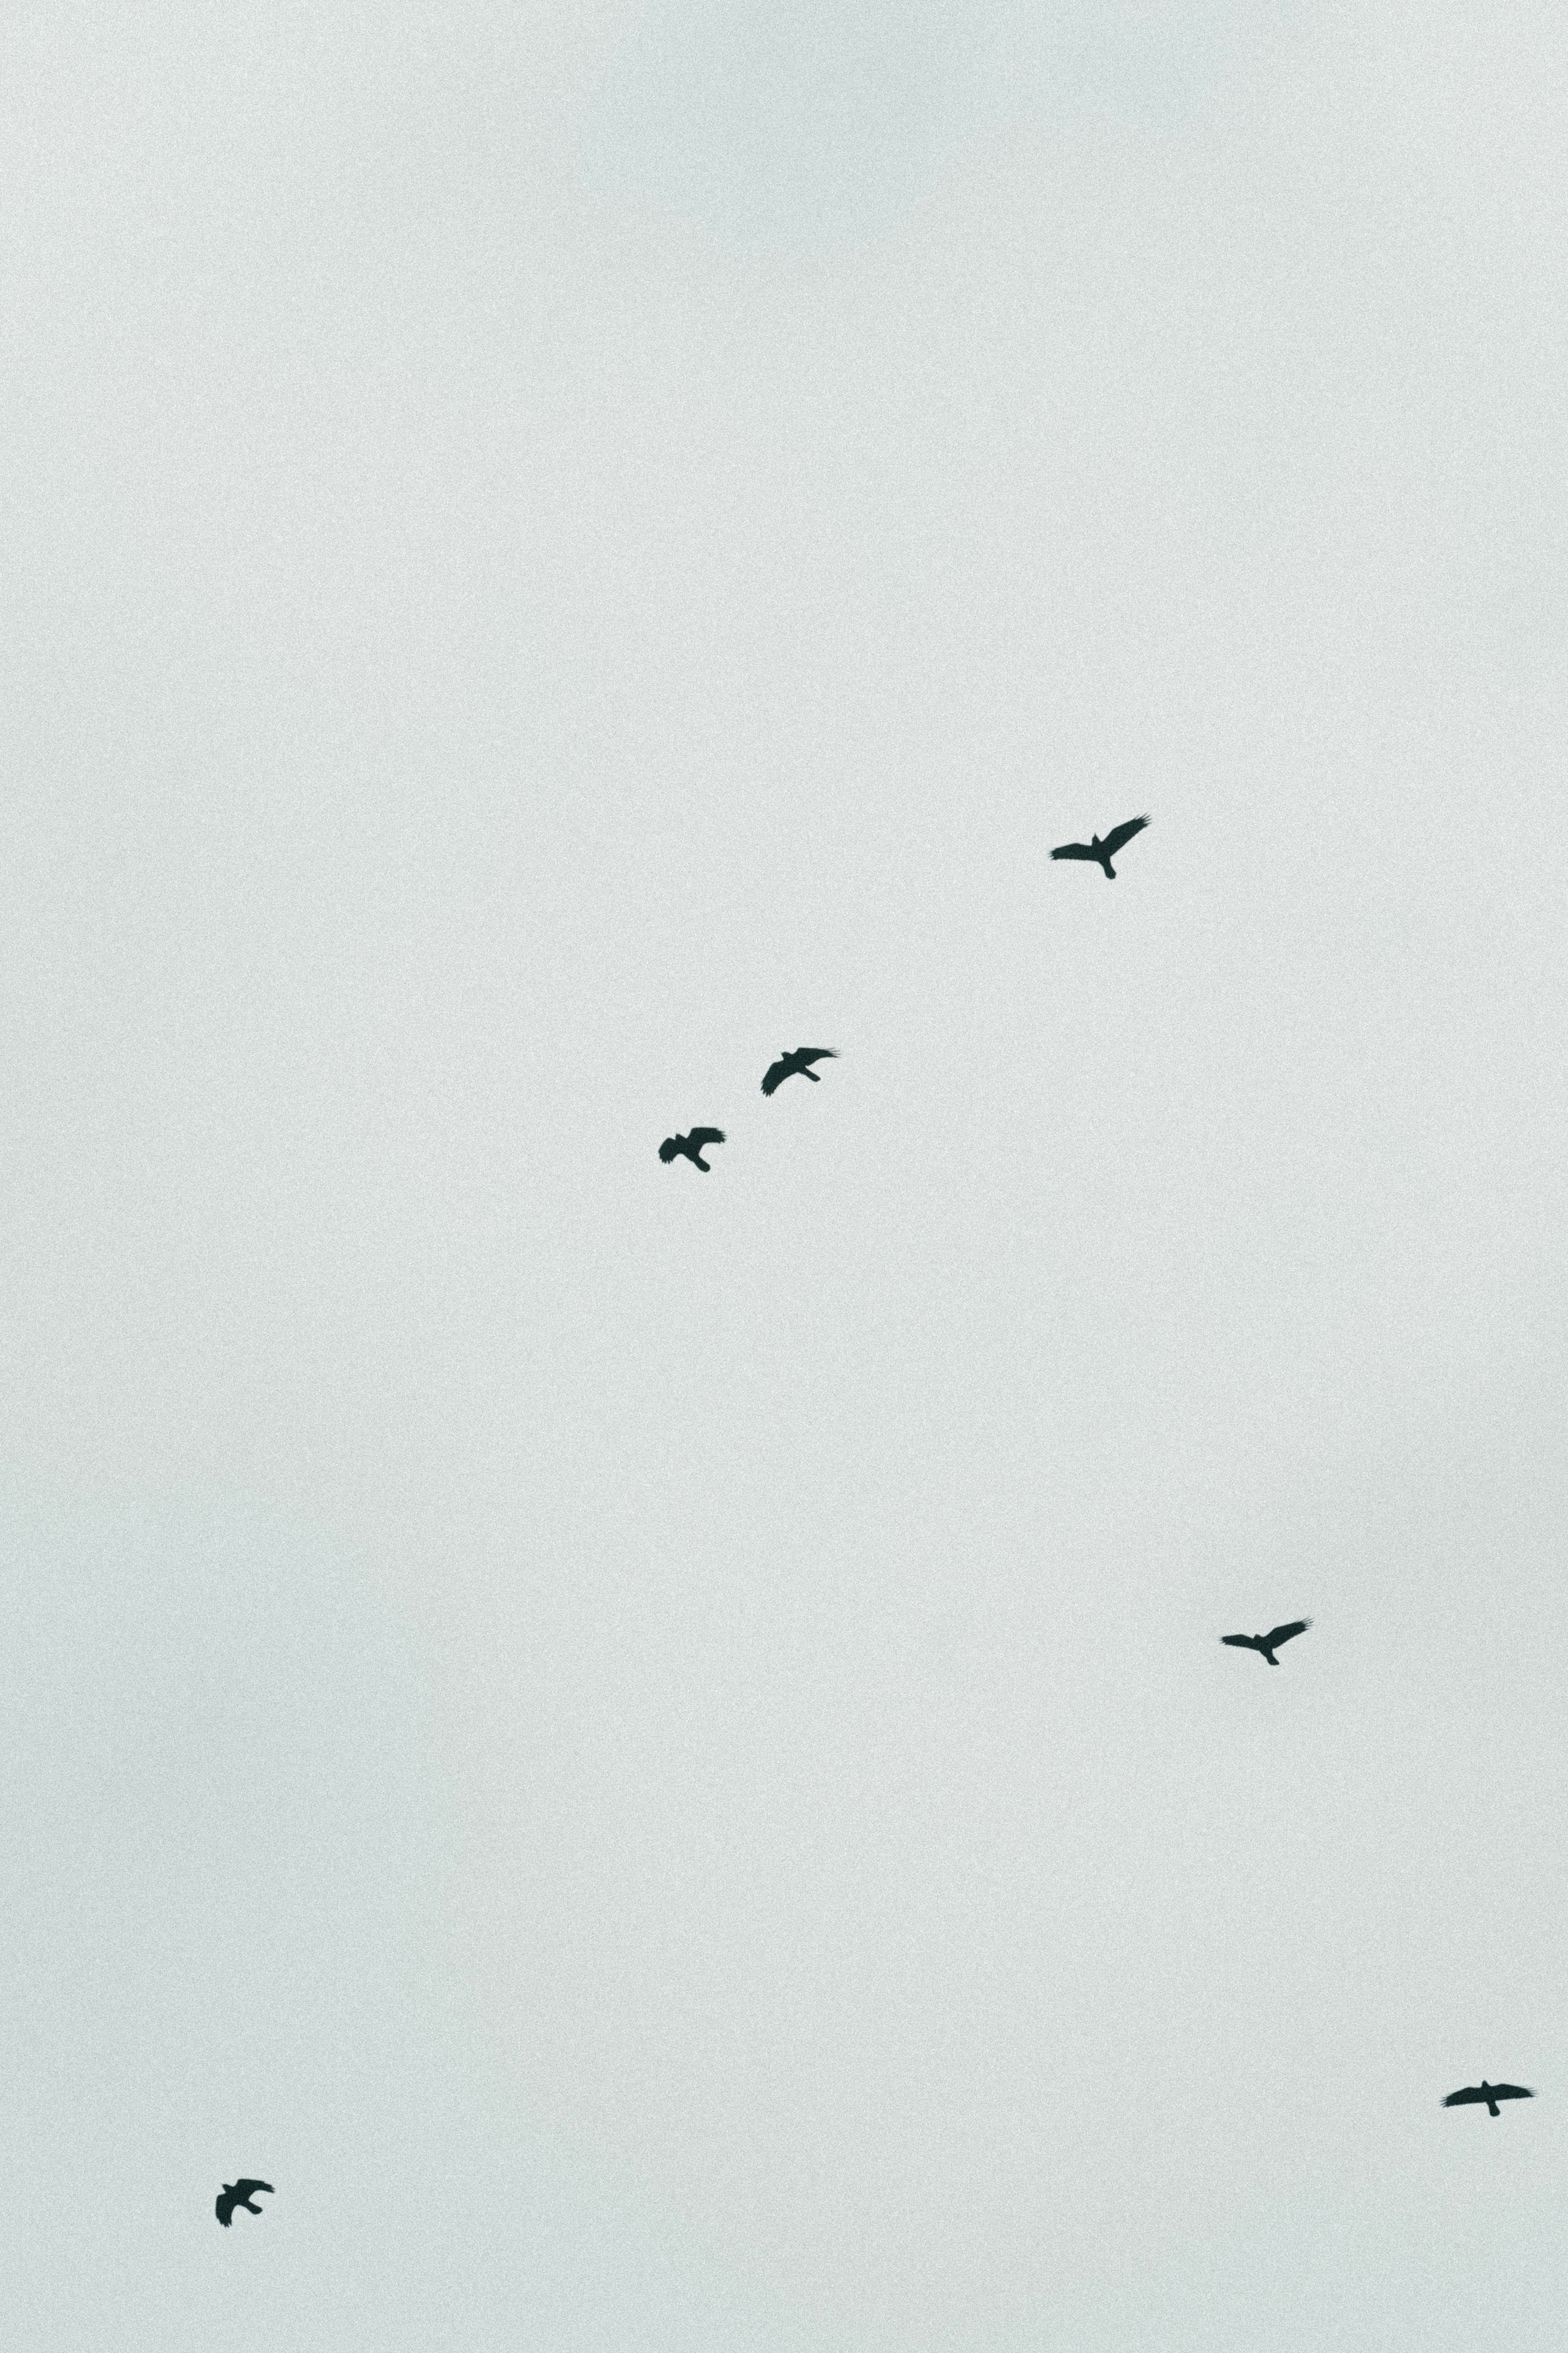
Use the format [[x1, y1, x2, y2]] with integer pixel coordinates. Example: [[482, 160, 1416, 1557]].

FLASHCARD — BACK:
[[1443, 2081, 1533, 2118], [761, 1047, 837, 1096], [1050, 815, 1149, 879], [1221, 1619, 1310, 1666], [216, 2179, 274, 2227], [659, 1127, 726, 1171]]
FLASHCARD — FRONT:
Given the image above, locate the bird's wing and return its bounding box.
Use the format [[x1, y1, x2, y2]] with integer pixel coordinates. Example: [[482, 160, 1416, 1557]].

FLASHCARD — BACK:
[[1220, 1633, 1258, 1648], [793, 1048, 837, 1066], [1442, 2086, 1487, 2105], [1050, 841, 1097, 861], [233, 2180, 273, 2198], [1264, 1620, 1310, 1648], [1100, 815, 1150, 857], [1491, 2085, 1534, 2101], [761, 1059, 787, 1094], [216, 2194, 234, 2225], [688, 1129, 725, 1148], [658, 1137, 681, 1161]]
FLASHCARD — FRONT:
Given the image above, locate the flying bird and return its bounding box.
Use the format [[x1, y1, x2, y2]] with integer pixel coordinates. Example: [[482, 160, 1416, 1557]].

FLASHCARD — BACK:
[[1221, 1619, 1310, 1666], [761, 1047, 837, 1097], [1050, 815, 1149, 879], [216, 2180, 274, 2227], [1443, 2081, 1534, 2118], [659, 1127, 726, 1171]]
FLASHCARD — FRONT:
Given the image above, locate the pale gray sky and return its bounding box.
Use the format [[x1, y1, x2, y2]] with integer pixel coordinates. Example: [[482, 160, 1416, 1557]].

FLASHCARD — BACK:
[[2, 4, 1566, 2347]]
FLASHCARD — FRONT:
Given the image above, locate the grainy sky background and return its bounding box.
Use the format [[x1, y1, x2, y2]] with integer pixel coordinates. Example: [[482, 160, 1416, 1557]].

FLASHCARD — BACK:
[[3, 4, 1566, 2347]]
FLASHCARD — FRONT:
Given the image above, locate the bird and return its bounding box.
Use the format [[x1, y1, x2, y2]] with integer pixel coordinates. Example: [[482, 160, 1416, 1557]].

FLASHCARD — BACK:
[[1221, 1619, 1310, 1666], [1443, 2081, 1534, 2118], [761, 1047, 837, 1097], [659, 1127, 726, 1171], [1050, 815, 1149, 879], [215, 2179, 274, 2227]]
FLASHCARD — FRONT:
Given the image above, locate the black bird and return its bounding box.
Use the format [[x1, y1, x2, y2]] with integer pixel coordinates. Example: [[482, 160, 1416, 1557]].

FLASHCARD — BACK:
[[216, 2179, 274, 2227], [659, 1127, 726, 1172], [1443, 2081, 1534, 2119], [761, 1047, 837, 1097], [1221, 1619, 1310, 1666], [1050, 815, 1149, 879]]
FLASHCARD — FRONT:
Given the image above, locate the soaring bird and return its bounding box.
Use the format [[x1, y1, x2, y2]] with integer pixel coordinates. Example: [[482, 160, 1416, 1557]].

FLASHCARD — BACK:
[[216, 2179, 274, 2227], [1221, 1619, 1310, 1666], [761, 1047, 837, 1097], [1050, 815, 1149, 879], [1443, 2081, 1534, 2118], [659, 1126, 726, 1171]]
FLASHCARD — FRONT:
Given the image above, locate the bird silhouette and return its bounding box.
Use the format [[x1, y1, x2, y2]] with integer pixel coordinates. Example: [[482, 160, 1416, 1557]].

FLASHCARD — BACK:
[[659, 1127, 726, 1171], [1443, 2081, 1534, 2118], [1050, 815, 1149, 879], [761, 1047, 837, 1096], [1221, 1619, 1310, 1666], [216, 2179, 274, 2227]]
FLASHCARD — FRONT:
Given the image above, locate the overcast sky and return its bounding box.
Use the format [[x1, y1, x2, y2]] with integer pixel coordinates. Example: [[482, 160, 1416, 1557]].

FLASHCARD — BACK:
[[3, 4, 1567, 2347]]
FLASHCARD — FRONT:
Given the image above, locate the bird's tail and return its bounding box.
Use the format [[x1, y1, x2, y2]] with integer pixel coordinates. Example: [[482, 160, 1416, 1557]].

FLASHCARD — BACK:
[[803, 1067, 820, 1079], [1487, 2101, 1501, 2117], [1263, 1652, 1278, 1665], [1100, 861, 1116, 879]]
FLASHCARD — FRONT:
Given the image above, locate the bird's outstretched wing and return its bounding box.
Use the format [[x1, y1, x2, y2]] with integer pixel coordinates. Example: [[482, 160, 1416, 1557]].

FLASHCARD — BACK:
[[1049, 841, 1098, 862], [766, 1047, 837, 1093], [1442, 2086, 1488, 2106], [1101, 815, 1150, 857], [658, 1137, 681, 1162], [1491, 2085, 1534, 2102], [1264, 1620, 1310, 1649], [1220, 1633, 1259, 1649], [216, 2192, 234, 2226], [233, 2181, 273, 2199], [687, 1129, 725, 1149]]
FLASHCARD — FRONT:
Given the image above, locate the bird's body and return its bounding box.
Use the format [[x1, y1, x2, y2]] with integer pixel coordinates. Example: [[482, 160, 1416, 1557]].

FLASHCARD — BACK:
[[762, 1047, 837, 1096], [1221, 1619, 1310, 1666], [1050, 815, 1149, 879], [659, 1126, 726, 1172], [1443, 2081, 1533, 2118], [216, 2179, 274, 2227]]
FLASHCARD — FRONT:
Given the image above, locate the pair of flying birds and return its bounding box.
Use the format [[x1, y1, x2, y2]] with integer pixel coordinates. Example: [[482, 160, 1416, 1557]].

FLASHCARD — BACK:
[[209, 2065, 1526, 2239], [211, 2074, 1527, 2233], [660, 1047, 836, 1172], [1218, 1617, 1535, 2116]]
